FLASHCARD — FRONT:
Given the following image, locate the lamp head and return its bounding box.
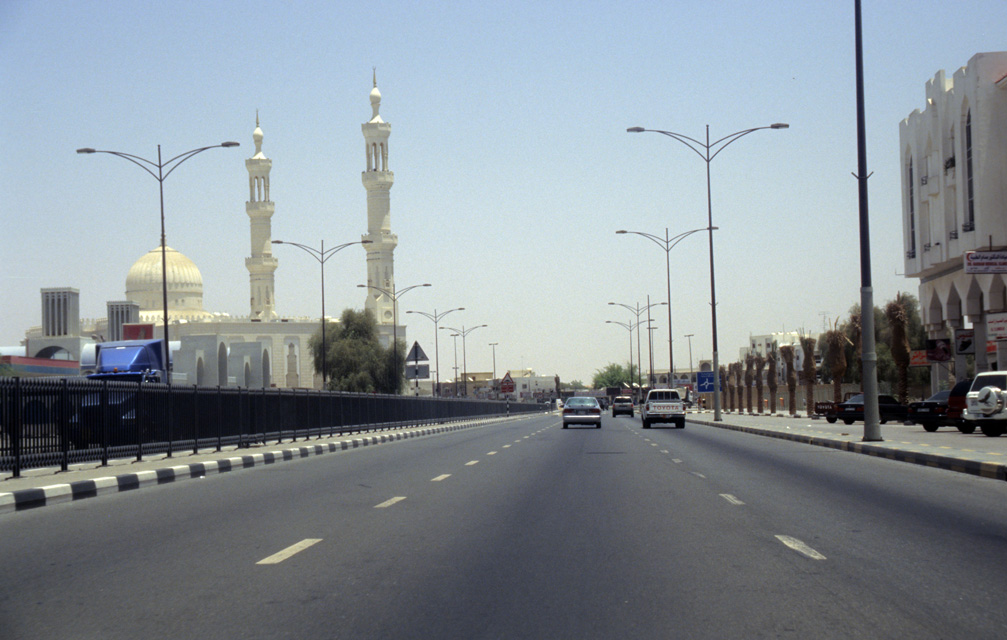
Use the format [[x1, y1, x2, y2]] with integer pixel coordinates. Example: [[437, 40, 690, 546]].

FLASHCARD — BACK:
[[221, 141, 241, 147], [76, 148, 96, 154], [615, 230, 627, 234], [626, 127, 645, 133], [770, 123, 789, 129], [271, 240, 283, 244]]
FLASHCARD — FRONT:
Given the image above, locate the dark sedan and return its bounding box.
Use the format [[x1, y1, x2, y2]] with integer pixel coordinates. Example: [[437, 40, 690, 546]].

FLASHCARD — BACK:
[[835, 394, 908, 425], [907, 390, 951, 432]]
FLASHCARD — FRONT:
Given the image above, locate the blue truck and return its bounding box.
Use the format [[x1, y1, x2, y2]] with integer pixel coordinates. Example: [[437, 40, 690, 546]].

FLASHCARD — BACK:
[[87, 339, 167, 383]]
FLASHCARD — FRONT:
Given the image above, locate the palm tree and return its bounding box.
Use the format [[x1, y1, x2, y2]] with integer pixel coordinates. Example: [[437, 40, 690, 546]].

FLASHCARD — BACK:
[[719, 365, 728, 413], [801, 335, 817, 417], [848, 307, 862, 389], [766, 346, 779, 415], [825, 319, 852, 404], [781, 345, 797, 416], [886, 293, 911, 404], [755, 353, 766, 414], [744, 354, 755, 414]]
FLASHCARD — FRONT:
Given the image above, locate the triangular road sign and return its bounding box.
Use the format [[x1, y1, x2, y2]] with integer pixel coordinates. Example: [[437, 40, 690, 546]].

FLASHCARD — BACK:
[[406, 341, 428, 362]]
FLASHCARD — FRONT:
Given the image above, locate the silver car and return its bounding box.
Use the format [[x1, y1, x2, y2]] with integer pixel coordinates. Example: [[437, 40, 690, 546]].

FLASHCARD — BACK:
[[562, 397, 603, 429]]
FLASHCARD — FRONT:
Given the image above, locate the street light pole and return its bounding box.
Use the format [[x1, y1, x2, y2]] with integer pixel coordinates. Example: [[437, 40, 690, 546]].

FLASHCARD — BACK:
[[273, 239, 369, 387], [440, 324, 488, 397], [616, 227, 710, 387], [609, 300, 667, 389], [684, 333, 695, 383], [77, 141, 240, 376], [606, 319, 640, 394], [489, 342, 499, 389], [406, 307, 464, 397], [628, 121, 788, 421], [358, 283, 432, 393]]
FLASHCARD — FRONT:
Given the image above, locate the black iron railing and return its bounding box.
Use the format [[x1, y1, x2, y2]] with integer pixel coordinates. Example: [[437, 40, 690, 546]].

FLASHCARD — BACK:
[[0, 377, 543, 477]]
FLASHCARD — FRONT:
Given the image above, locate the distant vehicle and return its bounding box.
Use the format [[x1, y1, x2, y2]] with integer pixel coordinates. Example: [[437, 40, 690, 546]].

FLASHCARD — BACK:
[[641, 389, 685, 429], [833, 394, 908, 425], [562, 396, 602, 429], [87, 339, 167, 383], [611, 395, 634, 417], [947, 378, 974, 433], [907, 390, 951, 432], [964, 372, 1007, 437]]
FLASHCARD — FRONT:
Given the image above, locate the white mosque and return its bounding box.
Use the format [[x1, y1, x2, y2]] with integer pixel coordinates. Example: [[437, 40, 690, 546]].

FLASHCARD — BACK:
[[22, 79, 403, 389]]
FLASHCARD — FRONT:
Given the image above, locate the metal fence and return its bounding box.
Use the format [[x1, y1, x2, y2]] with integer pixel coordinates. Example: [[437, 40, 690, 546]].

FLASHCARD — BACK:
[[0, 377, 544, 477]]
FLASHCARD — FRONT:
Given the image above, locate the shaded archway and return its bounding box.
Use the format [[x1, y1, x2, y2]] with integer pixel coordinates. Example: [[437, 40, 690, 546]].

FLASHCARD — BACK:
[[218, 342, 228, 387]]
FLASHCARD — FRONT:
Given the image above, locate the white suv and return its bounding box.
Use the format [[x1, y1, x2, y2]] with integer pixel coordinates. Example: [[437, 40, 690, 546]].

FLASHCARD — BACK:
[[641, 389, 686, 429], [963, 372, 1007, 437]]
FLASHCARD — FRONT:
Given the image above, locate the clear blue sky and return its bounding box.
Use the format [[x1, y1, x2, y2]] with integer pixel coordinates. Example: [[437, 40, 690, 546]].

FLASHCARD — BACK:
[[2, 1, 1005, 385]]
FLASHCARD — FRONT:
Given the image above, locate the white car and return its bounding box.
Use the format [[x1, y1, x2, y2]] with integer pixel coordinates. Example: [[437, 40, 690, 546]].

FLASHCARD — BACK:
[[963, 371, 1007, 437], [640, 389, 686, 429]]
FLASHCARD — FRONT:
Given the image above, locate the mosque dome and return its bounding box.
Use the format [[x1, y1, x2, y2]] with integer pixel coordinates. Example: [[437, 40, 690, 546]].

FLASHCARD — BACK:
[[125, 246, 211, 321]]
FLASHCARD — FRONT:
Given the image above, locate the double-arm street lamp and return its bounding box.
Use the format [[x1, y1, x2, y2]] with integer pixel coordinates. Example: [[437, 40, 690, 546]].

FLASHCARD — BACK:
[[358, 283, 432, 388], [628, 122, 789, 421], [609, 300, 667, 388], [77, 141, 240, 374], [405, 307, 465, 397], [616, 227, 712, 388], [606, 319, 640, 393], [273, 239, 370, 386], [440, 324, 487, 397]]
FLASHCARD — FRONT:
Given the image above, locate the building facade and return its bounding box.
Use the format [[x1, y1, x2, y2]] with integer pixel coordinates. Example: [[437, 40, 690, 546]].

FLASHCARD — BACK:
[[900, 52, 1007, 376]]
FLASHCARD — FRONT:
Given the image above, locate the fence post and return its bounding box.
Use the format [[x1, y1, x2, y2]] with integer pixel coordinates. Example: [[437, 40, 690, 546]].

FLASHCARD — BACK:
[[136, 380, 144, 463], [12, 377, 22, 479], [59, 378, 69, 472], [216, 385, 223, 452], [100, 380, 109, 467], [193, 385, 199, 454]]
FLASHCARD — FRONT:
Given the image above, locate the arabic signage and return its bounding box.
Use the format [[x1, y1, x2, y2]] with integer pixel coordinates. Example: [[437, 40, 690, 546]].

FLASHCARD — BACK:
[[964, 251, 1007, 274], [987, 312, 1007, 341]]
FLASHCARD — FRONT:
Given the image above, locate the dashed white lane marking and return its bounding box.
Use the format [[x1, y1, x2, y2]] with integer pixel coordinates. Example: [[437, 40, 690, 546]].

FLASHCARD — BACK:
[[374, 496, 407, 509], [720, 494, 745, 506], [775, 535, 827, 560], [672, 459, 682, 464], [487, 451, 497, 455], [651, 443, 658, 447], [503, 445, 512, 448], [661, 450, 670, 454], [465, 460, 480, 466], [256, 538, 323, 565], [431, 474, 451, 482], [691, 472, 706, 479]]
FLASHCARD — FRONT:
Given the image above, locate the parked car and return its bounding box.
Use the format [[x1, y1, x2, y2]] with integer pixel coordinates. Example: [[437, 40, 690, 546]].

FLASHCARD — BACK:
[[963, 372, 1007, 437], [907, 390, 951, 432], [562, 396, 602, 429], [947, 378, 974, 433], [611, 395, 634, 417], [834, 394, 908, 425], [641, 389, 686, 429]]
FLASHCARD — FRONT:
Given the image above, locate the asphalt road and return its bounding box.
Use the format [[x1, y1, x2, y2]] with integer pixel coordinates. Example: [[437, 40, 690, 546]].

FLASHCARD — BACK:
[[1, 412, 1006, 639]]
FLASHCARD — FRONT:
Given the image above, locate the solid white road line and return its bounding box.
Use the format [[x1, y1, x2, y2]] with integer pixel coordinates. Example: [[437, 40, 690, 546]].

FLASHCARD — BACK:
[[775, 535, 827, 560], [374, 496, 407, 509], [256, 538, 323, 565], [719, 494, 745, 506], [431, 474, 451, 482]]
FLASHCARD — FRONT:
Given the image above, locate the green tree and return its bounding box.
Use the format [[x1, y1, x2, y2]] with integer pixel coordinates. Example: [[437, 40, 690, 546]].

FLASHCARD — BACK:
[[592, 362, 636, 389], [563, 380, 587, 391], [310, 308, 404, 394]]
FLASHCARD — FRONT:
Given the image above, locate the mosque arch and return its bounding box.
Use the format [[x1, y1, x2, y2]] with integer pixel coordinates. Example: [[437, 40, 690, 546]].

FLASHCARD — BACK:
[[244, 362, 251, 388], [196, 357, 205, 386], [218, 343, 228, 386], [262, 349, 271, 387], [33, 346, 73, 360]]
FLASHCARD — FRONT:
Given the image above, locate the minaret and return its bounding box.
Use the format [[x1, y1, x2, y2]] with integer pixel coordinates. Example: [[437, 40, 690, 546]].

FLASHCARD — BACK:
[[245, 114, 278, 319], [361, 73, 397, 328]]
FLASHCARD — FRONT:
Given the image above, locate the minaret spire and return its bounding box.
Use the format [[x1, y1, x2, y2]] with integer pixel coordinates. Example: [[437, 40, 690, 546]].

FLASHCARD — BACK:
[[361, 77, 397, 344], [245, 115, 278, 319]]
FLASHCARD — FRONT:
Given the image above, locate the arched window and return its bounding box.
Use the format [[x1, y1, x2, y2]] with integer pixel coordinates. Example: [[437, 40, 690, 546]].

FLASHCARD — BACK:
[[907, 157, 916, 257], [965, 109, 975, 231]]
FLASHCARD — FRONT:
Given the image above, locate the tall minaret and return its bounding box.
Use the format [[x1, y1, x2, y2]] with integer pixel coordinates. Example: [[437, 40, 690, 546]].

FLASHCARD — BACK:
[[245, 114, 278, 319], [361, 73, 397, 328]]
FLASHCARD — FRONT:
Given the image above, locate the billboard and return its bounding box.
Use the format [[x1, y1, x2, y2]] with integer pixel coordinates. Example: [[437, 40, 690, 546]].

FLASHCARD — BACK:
[[964, 251, 1007, 274]]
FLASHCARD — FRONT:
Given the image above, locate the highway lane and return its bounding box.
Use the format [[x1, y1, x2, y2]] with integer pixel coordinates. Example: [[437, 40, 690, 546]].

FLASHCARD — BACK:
[[1, 412, 1006, 638]]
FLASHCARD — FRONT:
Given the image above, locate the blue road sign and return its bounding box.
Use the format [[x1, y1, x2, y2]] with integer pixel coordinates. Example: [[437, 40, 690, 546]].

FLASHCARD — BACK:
[[696, 371, 715, 392]]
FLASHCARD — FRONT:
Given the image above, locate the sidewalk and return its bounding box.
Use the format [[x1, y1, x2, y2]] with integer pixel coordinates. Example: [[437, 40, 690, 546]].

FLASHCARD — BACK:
[[689, 409, 1007, 482], [0, 416, 528, 515]]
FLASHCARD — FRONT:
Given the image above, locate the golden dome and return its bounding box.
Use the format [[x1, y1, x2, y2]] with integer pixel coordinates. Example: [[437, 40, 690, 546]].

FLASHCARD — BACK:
[[125, 246, 211, 321]]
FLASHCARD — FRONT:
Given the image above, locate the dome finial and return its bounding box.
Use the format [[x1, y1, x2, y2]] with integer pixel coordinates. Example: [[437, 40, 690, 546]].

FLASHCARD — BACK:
[[373, 67, 377, 88], [256, 109, 259, 127]]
